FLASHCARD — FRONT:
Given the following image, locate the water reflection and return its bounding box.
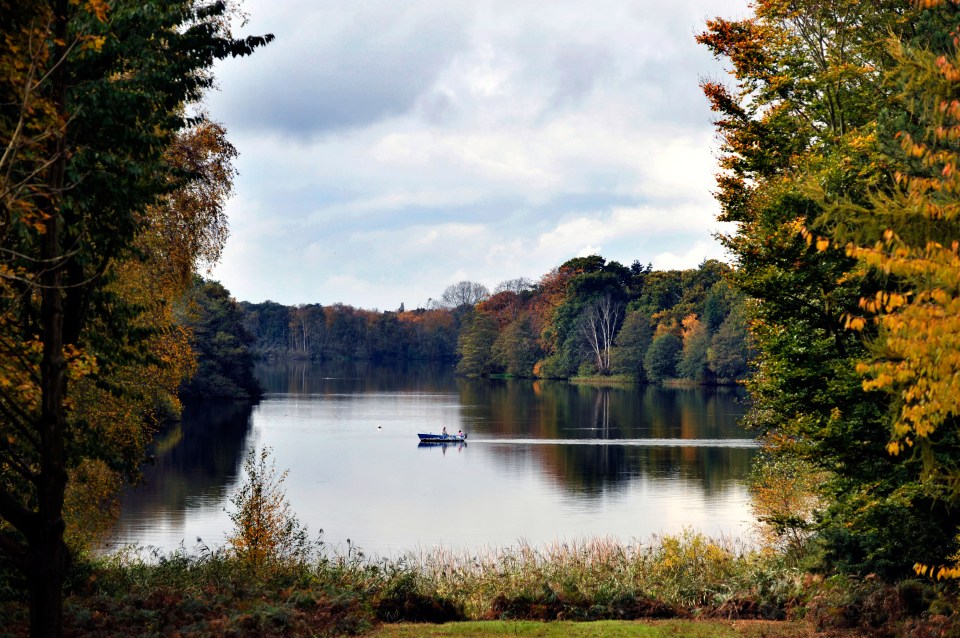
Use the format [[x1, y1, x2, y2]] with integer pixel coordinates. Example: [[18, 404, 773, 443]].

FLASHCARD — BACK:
[[111, 361, 755, 555], [109, 400, 253, 548], [257, 359, 459, 395], [457, 378, 752, 496]]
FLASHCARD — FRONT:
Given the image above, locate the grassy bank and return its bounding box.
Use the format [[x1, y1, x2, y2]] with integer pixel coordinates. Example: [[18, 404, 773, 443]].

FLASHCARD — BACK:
[[2, 530, 956, 636], [368, 619, 816, 637], [568, 375, 636, 387]]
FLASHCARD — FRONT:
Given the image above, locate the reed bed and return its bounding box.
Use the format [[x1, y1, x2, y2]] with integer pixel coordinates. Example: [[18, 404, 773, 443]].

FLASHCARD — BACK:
[[395, 531, 804, 619], [84, 530, 802, 623]]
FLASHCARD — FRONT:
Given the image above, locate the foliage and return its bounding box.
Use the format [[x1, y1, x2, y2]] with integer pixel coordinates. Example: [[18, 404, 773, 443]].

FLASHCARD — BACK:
[[749, 454, 821, 562], [644, 334, 682, 384], [708, 305, 750, 381], [491, 315, 540, 377], [227, 447, 309, 572], [697, 0, 960, 577], [179, 278, 262, 400], [456, 311, 500, 377], [839, 20, 960, 483], [610, 310, 652, 382], [578, 294, 624, 376], [0, 0, 271, 633], [678, 315, 710, 382]]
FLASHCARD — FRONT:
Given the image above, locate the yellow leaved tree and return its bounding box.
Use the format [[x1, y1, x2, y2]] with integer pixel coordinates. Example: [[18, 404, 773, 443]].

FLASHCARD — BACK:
[[833, 3, 960, 577], [227, 447, 309, 572]]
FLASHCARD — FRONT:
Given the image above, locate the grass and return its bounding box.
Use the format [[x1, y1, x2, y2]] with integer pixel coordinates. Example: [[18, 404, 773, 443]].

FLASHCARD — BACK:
[[568, 375, 637, 386], [367, 620, 817, 637]]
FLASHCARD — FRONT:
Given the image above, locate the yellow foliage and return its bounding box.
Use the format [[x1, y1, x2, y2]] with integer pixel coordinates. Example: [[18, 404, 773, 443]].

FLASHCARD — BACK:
[[847, 32, 960, 472], [227, 447, 308, 571]]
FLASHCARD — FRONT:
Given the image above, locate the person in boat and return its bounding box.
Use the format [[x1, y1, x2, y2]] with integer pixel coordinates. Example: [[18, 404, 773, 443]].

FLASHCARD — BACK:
[[442, 426, 448, 436], [457, 429, 463, 438]]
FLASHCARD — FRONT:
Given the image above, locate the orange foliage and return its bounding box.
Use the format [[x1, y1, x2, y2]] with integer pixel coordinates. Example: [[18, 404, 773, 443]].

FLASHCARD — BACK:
[[531, 268, 572, 353], [476, 291, 523, 328]]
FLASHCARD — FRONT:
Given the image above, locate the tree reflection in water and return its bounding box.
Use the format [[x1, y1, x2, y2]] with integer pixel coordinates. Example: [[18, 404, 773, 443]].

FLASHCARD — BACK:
[[457, 378, 752, 496], [110, 400, 254, 548], [110, 361, 754, 555]]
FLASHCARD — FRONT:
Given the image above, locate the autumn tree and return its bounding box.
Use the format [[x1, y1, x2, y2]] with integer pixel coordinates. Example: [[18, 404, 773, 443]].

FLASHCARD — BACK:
[[678, 314, 710, 381], [228, 447, 309, 572], [699, 0, 960, 575], [816, 3, 960, 578], [0, 1, 271, 634]]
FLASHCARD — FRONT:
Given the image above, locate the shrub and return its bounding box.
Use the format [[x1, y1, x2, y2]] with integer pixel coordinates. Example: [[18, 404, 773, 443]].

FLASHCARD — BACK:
[[227, 447, 310, 572]]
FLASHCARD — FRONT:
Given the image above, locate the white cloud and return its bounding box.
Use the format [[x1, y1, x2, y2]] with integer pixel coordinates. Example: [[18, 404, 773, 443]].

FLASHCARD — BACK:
[[207, 0, 751, 308]]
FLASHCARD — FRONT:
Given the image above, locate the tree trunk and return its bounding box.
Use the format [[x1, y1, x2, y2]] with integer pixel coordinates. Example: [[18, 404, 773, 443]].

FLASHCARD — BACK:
[[30, 0, 70, 635]]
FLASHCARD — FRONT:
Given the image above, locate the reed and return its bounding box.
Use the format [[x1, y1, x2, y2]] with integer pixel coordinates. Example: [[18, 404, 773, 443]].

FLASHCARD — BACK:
[[391, 531, 803, 619]]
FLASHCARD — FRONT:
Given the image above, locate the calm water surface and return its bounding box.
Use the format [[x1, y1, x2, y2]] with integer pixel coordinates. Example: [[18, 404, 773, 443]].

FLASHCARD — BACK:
[[109, 361, 756, 556]]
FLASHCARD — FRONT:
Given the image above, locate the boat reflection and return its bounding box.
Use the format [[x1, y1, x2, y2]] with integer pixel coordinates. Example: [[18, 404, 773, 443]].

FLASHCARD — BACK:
[[418, 440, 467, 454]]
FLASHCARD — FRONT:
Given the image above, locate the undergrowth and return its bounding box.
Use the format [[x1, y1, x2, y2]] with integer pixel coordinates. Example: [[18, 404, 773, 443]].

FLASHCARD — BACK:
[[2, 531, 957, 636]]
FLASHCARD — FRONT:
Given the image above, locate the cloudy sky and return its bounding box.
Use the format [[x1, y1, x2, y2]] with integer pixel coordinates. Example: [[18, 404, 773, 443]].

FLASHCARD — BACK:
[[205, 0, 750, 311]]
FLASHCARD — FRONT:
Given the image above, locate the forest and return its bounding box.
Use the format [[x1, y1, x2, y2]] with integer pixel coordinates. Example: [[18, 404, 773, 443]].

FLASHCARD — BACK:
[[5, 0, 960, 636], [237, 256, 751, 384]]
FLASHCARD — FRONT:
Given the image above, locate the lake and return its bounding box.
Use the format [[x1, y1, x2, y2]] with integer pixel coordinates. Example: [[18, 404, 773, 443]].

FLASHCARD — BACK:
[[108, 361, 756, 557]]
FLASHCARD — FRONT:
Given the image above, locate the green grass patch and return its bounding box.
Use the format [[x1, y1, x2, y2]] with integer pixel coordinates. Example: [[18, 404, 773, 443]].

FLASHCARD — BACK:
[[367, 619, 812, 638], [568, 375, 636, 387]]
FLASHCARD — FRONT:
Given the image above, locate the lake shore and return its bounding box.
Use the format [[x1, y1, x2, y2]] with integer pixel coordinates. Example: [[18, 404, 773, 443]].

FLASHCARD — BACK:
[[5, 531, 953, 637]]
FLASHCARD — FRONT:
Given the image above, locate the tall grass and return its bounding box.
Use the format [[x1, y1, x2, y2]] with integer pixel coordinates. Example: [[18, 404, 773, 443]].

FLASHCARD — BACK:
[[82, 530, 803, 624], [397, 531, 803, 619], [27, 530, 948, 636]]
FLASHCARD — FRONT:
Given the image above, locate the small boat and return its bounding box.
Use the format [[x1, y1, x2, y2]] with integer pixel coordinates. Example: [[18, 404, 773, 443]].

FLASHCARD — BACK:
[[418, 432, 467, 443]]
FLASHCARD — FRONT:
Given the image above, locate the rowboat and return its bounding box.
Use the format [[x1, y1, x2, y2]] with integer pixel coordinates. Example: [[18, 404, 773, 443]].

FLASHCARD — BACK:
[[418, 432, 467, 443]]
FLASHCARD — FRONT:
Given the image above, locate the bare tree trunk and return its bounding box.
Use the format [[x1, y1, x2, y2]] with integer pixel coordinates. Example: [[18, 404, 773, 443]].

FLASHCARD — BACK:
[[579, 295, 622, 375]]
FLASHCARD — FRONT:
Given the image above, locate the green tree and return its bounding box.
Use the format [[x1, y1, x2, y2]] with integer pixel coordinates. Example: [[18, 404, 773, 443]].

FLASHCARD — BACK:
[[456, 311, 499, 376], [708, 305, 750, 381], [0, 1, 270, 634], [492, 315, 539, 377], [535, 256, 628, 378], [699, 0, 960, 576], [179, 278, 262, 400], [644, 333, 682, 383], [610, 310, 653, 381]]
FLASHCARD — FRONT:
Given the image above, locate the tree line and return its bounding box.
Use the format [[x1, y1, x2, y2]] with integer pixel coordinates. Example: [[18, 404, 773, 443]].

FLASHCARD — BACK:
[[234, 256, 751, 384]]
